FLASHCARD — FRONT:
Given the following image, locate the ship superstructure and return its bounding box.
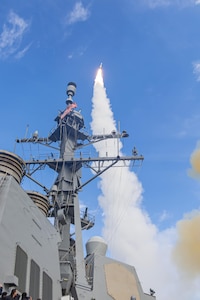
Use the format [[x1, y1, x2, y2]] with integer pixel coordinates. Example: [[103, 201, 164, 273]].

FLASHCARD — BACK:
[[0, 80, 156, 300]]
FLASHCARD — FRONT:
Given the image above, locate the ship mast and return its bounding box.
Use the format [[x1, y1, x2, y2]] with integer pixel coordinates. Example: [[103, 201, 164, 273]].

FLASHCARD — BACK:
[[16, 82, 144, 298]]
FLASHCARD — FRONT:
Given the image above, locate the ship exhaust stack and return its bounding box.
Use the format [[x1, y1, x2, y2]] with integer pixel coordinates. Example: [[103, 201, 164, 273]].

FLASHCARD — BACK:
[[26, 191, 49, 216], [0, 150, 25, 184]]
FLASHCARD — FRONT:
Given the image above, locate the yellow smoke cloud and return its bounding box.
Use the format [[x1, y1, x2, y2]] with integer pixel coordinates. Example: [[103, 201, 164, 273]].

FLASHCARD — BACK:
[[189, 147, 200, 177], [172, 147, 200, 278], [172, 211, 200, 278]]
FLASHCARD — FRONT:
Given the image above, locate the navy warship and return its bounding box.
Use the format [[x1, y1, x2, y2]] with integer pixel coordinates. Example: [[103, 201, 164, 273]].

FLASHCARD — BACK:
[[0, 74, 156, 300]]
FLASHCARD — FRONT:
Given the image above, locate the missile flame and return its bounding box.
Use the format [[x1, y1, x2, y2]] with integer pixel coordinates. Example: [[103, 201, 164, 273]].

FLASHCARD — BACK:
[[95, 64, 104, 86]]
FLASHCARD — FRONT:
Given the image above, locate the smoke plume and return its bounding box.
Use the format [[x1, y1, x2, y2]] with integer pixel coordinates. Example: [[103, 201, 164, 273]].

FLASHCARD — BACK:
[[171, 146, 200, 279], [90, 67, 200, 300], [189, 146, 200, 178], [172, 211, 200, 278]]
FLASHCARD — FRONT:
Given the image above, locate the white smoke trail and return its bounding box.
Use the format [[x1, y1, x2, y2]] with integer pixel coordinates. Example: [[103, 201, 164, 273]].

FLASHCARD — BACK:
[[90, 67, 200, 300]]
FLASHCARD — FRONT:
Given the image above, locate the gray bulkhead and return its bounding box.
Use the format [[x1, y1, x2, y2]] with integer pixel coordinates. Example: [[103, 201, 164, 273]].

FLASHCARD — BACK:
[[0, 174, 62, 300]]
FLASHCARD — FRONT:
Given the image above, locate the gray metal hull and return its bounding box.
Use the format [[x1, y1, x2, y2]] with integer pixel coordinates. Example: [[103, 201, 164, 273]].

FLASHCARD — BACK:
[[0, 174, 62, 300]]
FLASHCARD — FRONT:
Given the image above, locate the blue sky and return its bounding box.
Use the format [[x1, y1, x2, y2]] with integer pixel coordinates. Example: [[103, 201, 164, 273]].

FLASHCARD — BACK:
[[1, 1, 200, 299]]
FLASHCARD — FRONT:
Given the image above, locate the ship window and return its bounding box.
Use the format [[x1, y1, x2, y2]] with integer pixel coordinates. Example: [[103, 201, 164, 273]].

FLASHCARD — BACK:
[[29, 260, 40, 300], [42, 272, 52, 300], [14, 245, 28, 293]]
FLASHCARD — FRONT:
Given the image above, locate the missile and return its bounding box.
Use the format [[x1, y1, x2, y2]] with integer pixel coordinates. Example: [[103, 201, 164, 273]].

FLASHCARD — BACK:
[[99, 62, 103, 69]]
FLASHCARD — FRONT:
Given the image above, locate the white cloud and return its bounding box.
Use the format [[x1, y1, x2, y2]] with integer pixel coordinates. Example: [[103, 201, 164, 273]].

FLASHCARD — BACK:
[[158, 209, 172, 222], [15, 43, 32, 59], [141, 0, 200, 8], [193, 61, 200, 82], [0, 11, 30, 59], [67, 45, 87, 60], [66, 2, 90, 25], [145, 0, 171, 8]]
